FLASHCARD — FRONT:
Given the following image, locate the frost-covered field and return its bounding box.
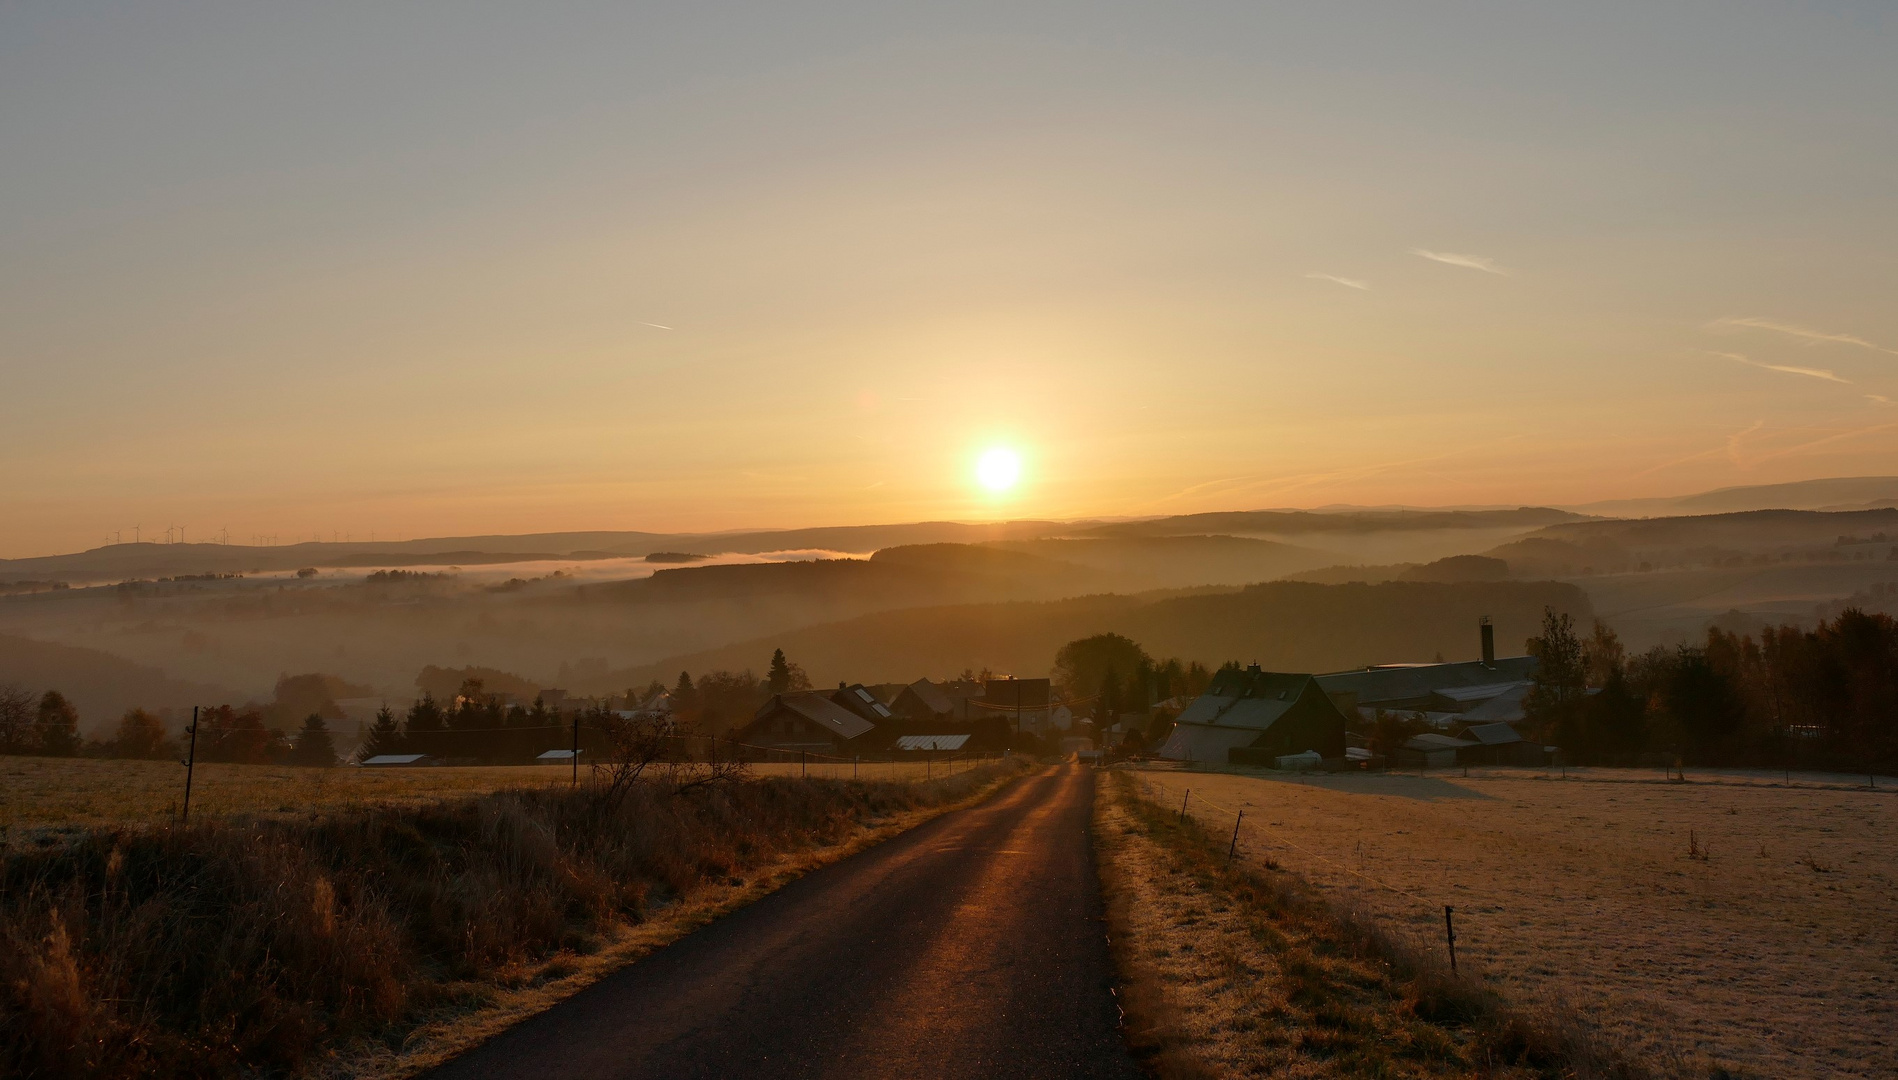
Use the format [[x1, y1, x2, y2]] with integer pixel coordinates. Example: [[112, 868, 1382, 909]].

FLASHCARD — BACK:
[[1131, 766, 1897, 1079]]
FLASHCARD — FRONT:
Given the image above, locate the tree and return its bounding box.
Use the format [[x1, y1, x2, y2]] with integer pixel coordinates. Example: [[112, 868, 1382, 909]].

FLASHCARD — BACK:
[[673, 671, 699, 715], [1523, 607, 1586, 736], [1663, 647, 1747, 763], [406, 692, 445, 758], [289, 713, 337, 767], [1583, 619, 1626, 687], [197, 705, 277, 763], [1052, 634, 1152, 705], [767, 649, 794, 694], [34, 691, 79, 757], [589, 708, 746, 808], [694, 670, 767, 738], [1095, 666, 1121, 724], [0, 683, 33, 754], [112, 709, 175, 760], [358, 704, 404, 760], [1369, 709, 1427, 758]]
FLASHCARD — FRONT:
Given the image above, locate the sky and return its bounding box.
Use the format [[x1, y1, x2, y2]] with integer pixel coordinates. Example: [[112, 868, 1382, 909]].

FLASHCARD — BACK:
[[3, 2, 1896, 557]]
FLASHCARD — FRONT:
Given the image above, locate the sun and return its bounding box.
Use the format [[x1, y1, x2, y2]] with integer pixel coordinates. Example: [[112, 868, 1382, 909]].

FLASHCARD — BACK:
[[976, 447, 1022, 492]]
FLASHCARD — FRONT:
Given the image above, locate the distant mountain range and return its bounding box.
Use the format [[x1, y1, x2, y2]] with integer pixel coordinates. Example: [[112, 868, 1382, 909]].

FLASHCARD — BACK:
[[7, 476, 1897, 584], [1566, 476, 1898, 518], [0, 508, 1578, 582]]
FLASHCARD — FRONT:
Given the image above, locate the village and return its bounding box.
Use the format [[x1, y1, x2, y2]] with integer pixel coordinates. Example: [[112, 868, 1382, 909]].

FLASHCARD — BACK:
[[350, 618, 1548, 774]]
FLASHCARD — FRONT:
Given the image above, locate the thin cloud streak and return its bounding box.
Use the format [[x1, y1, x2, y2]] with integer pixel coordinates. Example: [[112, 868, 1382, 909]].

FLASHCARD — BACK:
[[1410, 249, 1510, 275], [1305, 272, 1369, 290], [1710, 351, 1851, 384], [639, 322, 675, 330], [1712, 317, 1898, 357]]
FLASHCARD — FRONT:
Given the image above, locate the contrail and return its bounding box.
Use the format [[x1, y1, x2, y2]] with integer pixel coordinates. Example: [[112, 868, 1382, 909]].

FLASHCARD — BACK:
[[1411, 249, 1510, 275], [639, 322, 675, 331], [1710, 351, 1851, 384], [1711, 317, 1898, 357], [1305, 272, 1370, 290]]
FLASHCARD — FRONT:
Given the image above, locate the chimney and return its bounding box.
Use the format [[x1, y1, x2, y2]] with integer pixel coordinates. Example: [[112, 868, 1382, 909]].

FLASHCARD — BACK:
[[1479, 616, 1495, 667]]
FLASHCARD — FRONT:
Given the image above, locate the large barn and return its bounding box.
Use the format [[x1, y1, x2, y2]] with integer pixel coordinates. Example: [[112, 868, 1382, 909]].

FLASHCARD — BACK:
[[1157, 665, 1350, 764], [735, 691, 877, 753]]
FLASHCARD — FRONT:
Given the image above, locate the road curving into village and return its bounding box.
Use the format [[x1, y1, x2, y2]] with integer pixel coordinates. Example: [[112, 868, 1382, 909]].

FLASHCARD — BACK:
[[423, 762, 1142, 1080]]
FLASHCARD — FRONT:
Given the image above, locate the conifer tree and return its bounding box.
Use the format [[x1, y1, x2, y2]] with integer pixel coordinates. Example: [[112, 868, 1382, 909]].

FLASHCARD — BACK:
[[767, 649, 794, 694], [290, 712, 337, 767], [358, 704, 403, 760]]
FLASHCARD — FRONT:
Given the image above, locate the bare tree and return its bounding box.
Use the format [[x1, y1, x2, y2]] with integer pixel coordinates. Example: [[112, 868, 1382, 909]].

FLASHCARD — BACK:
[[0, 683, 35, 754], [588, 707, 746, 808]]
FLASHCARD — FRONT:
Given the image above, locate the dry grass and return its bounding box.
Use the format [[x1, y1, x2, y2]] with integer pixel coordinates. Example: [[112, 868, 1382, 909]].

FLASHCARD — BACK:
[[1127, 766, 1898, 1079], [1096, 771, 1640, 1079], [0, 759, 1035, 1079], [0, 755, 984, 835]]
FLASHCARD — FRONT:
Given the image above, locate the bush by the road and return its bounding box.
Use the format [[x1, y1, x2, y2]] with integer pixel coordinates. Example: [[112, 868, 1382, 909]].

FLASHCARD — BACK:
[[0, 761, 1030, 1078]]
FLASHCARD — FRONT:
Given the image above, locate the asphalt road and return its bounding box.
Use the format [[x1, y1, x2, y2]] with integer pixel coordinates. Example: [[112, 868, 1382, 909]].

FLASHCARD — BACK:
[[424, 763, 1142, 1080]]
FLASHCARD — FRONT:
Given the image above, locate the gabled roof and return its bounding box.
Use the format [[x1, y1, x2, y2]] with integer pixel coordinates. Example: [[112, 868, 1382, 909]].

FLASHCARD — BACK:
[[1403, 733, 1477, 751], [1156, 723, 1262, 762], [902, 678, 956, 715], [757, 691, 876, 741], [1431, 681, 1529, 705], [835, 683, 894, 720], [1179, 671, 1326, 731], [1463, 722, 1523, 746], [1461, 683, 1533, 724], [1317, 657, 1538, 707], [361, 754, 432, 765]]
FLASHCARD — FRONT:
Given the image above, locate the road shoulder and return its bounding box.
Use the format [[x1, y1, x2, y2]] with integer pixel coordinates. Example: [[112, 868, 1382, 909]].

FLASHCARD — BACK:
[[1093, 770, 1644, 1080]]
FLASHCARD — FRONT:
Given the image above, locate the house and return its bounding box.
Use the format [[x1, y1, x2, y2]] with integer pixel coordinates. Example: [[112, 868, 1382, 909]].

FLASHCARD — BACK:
[[889, 678, 985, 722], [1455, 721, 1554, 766], [360, 753, 437, 767], [980, 677, 1053, 732], [1317, 656, 1538, 715], [616, 687, 675, 723], [735, 691, 877, 752], [1157, 665, 1350, 765], [1396, 733, 1476, 768], [830, 683, 896, 727]]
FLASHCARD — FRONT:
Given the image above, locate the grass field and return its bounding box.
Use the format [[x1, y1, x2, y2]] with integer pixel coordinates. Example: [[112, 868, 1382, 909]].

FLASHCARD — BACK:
[[0, 755, 989, 833], [1127, 765, 1897, 1079]]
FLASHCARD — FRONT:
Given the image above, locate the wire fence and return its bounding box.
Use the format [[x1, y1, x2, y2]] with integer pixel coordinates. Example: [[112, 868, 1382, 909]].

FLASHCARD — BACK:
[[1130, 771, 1435, 906], [1122, 768, 1463, 968]]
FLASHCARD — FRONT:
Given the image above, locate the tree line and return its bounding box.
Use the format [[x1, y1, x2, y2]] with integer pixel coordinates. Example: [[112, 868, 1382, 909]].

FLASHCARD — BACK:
[[1523, 607, 1898, 770], [0, 686, 340, 766], [353, 651, 815, 764]]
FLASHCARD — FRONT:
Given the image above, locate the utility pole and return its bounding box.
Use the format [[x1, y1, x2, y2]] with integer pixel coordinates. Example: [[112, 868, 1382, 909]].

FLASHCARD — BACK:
[[181, 706, 200, 824], [571, 710, 579, 788]]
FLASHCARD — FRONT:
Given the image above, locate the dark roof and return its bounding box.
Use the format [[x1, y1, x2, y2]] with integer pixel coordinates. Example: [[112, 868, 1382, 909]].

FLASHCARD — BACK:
[[1178, 670, 1327, 730], [1463, 722, 1523, 746], [832, 683, 894, 722], [901, 678, 956, 716], [1156, 723, 1262, 762], [1404, 733, 1477, 751], [1461, 684, 1532, 724], [754, 692, 876, 741], [1316, 657, 1538, 708]]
